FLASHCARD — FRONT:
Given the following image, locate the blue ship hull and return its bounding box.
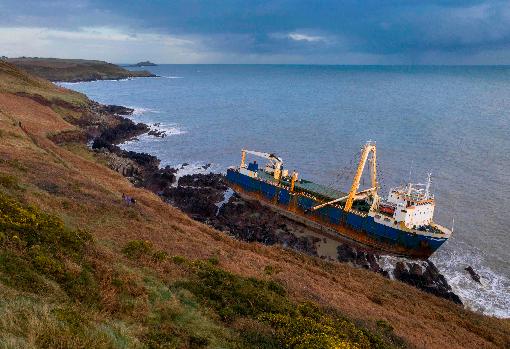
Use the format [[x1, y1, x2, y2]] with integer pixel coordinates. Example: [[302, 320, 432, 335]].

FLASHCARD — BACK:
[[226, 169, 447, 259]]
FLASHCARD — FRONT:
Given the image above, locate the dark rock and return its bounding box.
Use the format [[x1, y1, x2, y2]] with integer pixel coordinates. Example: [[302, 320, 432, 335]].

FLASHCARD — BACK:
[[163, 186, 223, 221], [337, 244, 383, 274], [213, 193, 319, 256], [178, 173, 227, 190], [101, 105, 134, 115], [394, 261, 462, 305], [143, 166, 177, 193], [465, 266, 481, 283], [95, 116, 149, 145], [148, 129, 166, 138], [337, 244, 357, 262]]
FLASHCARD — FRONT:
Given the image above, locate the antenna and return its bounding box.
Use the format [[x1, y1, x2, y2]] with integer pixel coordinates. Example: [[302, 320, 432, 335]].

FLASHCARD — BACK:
[[407, 159, 414, 188], [425, 172, 432, 199]]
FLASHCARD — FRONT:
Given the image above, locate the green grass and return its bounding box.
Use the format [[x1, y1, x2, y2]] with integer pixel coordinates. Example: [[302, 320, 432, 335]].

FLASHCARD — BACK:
[[0, 192, 407, 348], [0, 61, 89, 107], [177, 259, 407, 349]]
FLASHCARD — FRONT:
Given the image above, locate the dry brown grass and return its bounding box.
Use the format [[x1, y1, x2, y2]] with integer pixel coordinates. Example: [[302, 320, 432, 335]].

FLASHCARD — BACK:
[[0, 66, 509, 349]]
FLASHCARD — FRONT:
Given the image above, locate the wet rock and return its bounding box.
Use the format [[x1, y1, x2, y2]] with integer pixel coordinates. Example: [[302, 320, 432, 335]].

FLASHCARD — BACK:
[[394, 261, 462, 305], [101, 105, 134, 115], [93, 116, 149, 145], [465, 266, 481, 283], [337, 244, 383, 274], [178, 173, 227, 191], [163, 186, 223, 221], [143, 166, 177, 193], [214, 193, 319, 256], [148, 129, 167, 138]]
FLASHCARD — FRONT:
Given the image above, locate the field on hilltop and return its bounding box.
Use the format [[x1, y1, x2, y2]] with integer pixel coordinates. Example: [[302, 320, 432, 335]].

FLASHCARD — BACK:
[[0, 60, 508, 349], [5, 57, 155, 82]]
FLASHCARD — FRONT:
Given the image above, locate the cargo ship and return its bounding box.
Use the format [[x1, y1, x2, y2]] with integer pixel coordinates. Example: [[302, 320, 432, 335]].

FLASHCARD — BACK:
[[226, 142, 451, 259]]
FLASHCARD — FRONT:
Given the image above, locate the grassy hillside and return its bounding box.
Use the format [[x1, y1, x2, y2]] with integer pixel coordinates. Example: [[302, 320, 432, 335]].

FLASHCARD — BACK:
[[0, 60, 509, 348], [5, 57, 156, 82]]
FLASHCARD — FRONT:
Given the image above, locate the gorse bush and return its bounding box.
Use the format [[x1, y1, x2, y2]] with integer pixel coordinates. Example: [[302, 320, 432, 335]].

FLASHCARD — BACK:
[[178, 260, 291, 323], [122, 240, 153, 259], [0, 191, 98, 303], [179, 260, 405, 349], [0, 173, 20, 190], [122, 239, 168, 262]]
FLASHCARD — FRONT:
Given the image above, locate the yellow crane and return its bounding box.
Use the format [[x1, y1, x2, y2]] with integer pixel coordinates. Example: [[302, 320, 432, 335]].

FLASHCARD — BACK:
[[307, 141, 378, 213], [343, 141, 378, 212]]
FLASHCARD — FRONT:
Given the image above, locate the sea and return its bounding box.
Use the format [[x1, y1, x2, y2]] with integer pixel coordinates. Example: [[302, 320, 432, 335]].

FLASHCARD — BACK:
[[60, 65, 510, 318]]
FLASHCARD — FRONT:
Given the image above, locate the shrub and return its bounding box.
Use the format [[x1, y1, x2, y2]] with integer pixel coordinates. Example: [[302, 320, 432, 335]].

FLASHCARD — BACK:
[[177, 260, 405, 349], [152, 250, 168, 263], [0, 173, 19, 189], [122, 240, 153, 259], [177, 260, 292, 323], [0, 192, 98, 303], [171, 255, 186, 265]]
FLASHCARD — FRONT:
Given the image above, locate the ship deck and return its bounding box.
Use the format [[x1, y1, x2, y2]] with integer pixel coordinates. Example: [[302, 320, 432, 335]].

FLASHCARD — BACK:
[[257, 170, 346, 201]]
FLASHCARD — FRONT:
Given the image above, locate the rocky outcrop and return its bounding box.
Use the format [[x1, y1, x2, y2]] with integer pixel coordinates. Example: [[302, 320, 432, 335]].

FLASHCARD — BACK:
[[337, 244, 387, 276], [100, 104, 134, 115], [158, 173, 320, 256], [393, 261, 462, 304], [92, 116, 149, 145], [97, 149, 143, 179], [214, 194, 320, 255], [465, 266, 481, 283]]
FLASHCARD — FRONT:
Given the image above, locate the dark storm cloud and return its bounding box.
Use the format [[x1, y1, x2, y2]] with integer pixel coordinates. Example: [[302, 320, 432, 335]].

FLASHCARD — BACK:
[[3, 0, 510, 63]]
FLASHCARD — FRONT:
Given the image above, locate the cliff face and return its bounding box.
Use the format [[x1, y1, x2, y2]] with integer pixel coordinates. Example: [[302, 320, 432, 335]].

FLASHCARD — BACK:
[[6, 57, 156, 82], [0, 61, 508, 348]]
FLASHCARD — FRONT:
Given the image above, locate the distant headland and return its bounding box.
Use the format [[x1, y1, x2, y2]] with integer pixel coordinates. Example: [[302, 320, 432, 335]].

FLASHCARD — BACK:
[[128, 61, 157, 67], [4, 57, 157, 82]]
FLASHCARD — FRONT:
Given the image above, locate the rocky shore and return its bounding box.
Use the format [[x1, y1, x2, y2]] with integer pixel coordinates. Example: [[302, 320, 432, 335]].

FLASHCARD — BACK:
[[77, 102, 462, 305]]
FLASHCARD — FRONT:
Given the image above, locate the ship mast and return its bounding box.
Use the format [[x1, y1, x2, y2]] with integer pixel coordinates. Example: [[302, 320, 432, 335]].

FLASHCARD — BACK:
[[344, 141, 378, 212]]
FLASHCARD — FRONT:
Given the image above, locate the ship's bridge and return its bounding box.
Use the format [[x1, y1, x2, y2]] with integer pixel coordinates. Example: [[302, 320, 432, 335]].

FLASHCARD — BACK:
[[382, 176, 436, 229]]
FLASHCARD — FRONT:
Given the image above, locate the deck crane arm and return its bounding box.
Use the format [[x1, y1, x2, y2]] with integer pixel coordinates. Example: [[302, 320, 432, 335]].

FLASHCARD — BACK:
[[344, 142, 378, 212], [240, 149, 284, 180], [240, 149, 282, 168]]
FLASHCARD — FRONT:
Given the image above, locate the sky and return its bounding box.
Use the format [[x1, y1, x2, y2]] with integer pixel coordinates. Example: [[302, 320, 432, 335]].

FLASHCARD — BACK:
[[1, 0, 510, 64]]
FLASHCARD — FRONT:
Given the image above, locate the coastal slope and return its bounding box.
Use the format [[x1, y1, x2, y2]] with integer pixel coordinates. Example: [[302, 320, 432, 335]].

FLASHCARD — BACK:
[[0, 61, 508, 348], [5, 57, 156, 82]]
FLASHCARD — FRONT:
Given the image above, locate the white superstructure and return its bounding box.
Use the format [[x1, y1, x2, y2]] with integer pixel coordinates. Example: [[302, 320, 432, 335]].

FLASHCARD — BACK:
[[377, 174, 435, 229]]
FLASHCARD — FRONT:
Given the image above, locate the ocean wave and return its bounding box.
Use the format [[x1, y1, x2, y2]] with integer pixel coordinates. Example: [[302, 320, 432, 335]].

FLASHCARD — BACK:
[[148, 122, 187, 137], [160, 76, 184, 79], [129, 107, 160, 116], [174, 162, 222, 180], [431, 243, 510, 318]]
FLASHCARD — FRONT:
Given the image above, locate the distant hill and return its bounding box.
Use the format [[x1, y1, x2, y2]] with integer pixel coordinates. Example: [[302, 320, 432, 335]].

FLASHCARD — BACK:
[[6, 57, 156, 82], [129, 60, 157, 67]]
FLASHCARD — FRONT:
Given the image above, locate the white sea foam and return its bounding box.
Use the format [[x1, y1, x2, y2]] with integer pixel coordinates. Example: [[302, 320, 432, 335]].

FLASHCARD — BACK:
[[160, 76, 184, 79], [378, 250, 509, 319], [173, 162, 222, 181], [129, 107, 159, 116], [432, 245, 510, 318], [148, 123, 187, 137]]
